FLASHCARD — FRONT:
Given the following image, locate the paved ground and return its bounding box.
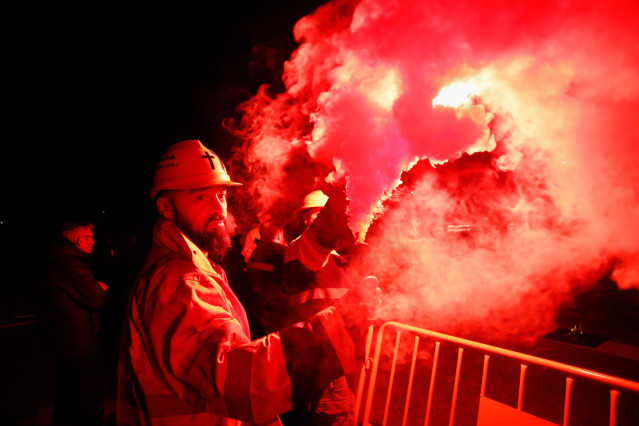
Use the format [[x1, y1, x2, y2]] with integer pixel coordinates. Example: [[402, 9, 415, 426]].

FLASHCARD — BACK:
[[1, 278, 638, 425]]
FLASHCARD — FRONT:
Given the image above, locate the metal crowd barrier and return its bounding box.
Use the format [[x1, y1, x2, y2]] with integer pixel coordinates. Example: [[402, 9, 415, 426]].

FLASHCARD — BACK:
[[354, 321, 639, 426]]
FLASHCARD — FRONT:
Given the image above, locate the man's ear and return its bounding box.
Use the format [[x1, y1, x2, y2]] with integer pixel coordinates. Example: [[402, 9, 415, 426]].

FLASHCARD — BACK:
[[156, 196, 174, 220]]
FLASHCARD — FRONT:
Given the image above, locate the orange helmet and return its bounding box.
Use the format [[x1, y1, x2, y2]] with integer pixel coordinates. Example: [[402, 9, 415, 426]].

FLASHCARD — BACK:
[[150, 140, 242, 197]]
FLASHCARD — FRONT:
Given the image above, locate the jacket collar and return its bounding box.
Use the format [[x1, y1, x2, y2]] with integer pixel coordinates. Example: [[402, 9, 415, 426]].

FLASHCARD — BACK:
[[152, 217, 218, 276], [49, 236, 90, 260]]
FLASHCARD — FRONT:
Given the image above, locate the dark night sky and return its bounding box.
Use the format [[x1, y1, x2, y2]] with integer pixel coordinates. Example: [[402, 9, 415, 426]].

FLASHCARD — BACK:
[[2, 1, 326, 282]]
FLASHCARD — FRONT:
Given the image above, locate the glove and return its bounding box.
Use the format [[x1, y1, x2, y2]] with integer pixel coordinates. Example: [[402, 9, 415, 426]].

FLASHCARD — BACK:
[[309, 186, 356, 250]]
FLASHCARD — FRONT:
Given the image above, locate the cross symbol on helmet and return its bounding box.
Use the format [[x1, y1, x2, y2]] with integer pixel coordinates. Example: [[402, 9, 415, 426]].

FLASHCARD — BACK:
[[201, 152, 218, 170]]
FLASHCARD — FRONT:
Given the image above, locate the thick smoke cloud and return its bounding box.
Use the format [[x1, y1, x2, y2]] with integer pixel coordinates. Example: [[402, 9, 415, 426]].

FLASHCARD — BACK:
[[230, 0, 639, 343]]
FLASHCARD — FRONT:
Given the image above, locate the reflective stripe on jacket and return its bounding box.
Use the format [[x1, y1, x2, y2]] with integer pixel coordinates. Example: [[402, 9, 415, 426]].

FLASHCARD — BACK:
[[117, 218, 364, 425], [287, 287, 350, 306]]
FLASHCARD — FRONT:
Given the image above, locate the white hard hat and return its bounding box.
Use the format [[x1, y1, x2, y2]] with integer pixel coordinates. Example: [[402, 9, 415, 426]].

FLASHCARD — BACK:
[[300, 190, 329, 210], [150, 140, 241, 197]]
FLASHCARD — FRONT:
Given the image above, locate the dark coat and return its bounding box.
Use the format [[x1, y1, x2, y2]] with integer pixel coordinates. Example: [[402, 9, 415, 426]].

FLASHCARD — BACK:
[[41, 237, 108, 359], [246, 238, 289, 334]]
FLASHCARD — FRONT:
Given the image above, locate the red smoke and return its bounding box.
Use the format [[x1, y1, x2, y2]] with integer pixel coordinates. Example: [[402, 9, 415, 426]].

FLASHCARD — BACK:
[[228, 0, 639, 343]]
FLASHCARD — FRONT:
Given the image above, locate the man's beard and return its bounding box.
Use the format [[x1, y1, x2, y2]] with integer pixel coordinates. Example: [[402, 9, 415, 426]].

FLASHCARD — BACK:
[[174, 212, 232, 261]]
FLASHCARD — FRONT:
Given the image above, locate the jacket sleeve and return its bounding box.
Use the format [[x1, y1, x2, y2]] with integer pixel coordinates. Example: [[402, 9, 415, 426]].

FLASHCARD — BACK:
[[131, 267, 367, 425], [284, 227, 333, 271], [56, 256, 108, 310], [210, 307, 360, 424]]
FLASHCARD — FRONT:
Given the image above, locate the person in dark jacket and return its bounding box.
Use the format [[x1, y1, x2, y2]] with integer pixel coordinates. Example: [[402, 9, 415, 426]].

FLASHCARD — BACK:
[[245, 216, 289, 337], [40, 220, 109, 425]]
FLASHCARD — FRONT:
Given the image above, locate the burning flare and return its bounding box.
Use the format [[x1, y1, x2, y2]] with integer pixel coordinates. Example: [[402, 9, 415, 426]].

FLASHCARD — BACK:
[[432, 81, 478, 109]]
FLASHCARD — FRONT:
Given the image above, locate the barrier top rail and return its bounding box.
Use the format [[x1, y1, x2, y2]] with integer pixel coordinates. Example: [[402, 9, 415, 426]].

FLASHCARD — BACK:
[[373, 321, 639, 392]]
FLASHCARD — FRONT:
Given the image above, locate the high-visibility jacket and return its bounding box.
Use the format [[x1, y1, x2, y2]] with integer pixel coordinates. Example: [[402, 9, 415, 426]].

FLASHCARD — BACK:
[[116, 218, 366, 426], [283, 228, 357, 419], [283, 229, 354, 325]]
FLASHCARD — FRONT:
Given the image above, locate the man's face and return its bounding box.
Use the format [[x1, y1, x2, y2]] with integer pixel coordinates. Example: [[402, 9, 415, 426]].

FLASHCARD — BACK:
[[302, 207, 322, 227], [75, 227, 95, 254], [160, 186, 232, 258]]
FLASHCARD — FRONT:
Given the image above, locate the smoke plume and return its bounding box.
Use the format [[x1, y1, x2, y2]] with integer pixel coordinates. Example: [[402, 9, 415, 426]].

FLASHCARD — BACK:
[[228, 0, 639, 343]]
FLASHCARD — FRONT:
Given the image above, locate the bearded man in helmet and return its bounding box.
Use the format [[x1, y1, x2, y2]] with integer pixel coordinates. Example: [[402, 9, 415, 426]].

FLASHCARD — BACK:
[[116, 140, 381, 426]]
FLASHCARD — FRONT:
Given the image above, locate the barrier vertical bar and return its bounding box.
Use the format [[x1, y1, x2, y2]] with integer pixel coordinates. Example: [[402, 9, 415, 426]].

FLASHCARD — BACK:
[[423, 341, 440, 426], [609, 390, 619, 426], [563, 377, 573, 426], [402, 336, 420, 426], [354, 325, 374, 425], [382, 331, 402, 426], [518, 364, 528, 410], [448, 347, 464, 426], [362, 323, 392, 426], [480, 355, 490, 397]]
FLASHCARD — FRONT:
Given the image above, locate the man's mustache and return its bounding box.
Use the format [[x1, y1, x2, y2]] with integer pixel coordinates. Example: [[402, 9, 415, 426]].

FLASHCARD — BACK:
[[206, 215, 226, 227]]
